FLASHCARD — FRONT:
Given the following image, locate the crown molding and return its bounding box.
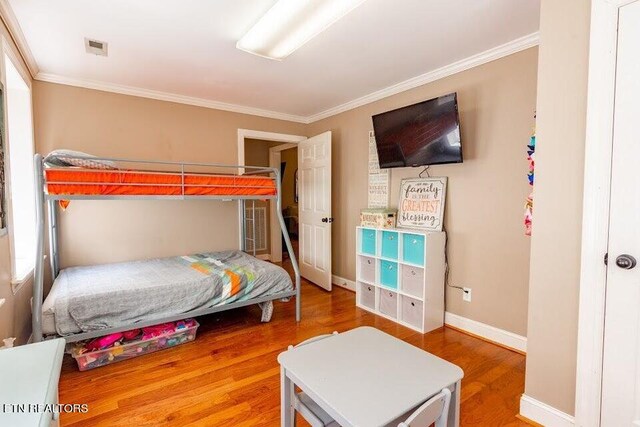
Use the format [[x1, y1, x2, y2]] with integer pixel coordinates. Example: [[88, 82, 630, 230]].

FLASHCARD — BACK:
[[33, 31, 538, 125], [34, 72, 309, 123], [306, 31, 540, 123], [0, 0, 39, 77]]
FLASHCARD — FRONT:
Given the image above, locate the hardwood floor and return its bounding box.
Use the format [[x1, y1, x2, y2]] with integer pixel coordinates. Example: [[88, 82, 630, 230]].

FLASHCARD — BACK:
[[58, 277, 529, 426]]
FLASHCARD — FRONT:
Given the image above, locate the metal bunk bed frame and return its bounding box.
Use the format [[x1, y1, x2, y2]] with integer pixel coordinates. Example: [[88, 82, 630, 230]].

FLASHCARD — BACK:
[[31, 153, 301, 343]]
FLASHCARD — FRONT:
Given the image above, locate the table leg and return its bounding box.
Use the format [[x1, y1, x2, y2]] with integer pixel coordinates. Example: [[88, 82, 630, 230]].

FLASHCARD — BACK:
[[281, 367, 294, 427], [447, 380, 461, 427]]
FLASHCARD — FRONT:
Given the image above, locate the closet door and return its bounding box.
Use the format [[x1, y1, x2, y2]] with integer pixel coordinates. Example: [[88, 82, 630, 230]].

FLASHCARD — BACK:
[[601, 2, 640, 425]]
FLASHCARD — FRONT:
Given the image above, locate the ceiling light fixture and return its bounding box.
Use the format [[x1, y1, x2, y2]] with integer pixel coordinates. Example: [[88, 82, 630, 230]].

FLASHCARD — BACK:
[[237, 0, 367, 60]]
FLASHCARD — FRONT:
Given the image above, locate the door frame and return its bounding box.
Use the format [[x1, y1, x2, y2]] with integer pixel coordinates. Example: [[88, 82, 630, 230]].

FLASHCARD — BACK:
[[236, 129, 306, 258], [575, 1, 637, 425]]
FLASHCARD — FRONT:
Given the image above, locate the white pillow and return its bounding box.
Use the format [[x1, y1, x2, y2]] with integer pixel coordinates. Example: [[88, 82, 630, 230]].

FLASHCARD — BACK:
[[44, 149, 117, 170]]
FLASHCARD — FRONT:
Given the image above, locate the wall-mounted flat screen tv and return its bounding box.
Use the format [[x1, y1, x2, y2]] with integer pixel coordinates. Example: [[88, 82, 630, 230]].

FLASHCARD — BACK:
[[372, 92, 463, 168]]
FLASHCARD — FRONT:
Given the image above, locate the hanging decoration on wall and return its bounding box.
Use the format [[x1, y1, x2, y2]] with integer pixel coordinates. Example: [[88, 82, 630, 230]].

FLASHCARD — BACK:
[[368, 131, 390, 208], [524, 112, 536, 236], [397, 177, 447, 231]]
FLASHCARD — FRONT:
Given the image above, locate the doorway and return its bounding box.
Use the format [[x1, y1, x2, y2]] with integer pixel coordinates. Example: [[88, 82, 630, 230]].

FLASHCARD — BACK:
[[272, 144, 299, 263], [237, 129, 305, 263], [237, 129, 334, 291]]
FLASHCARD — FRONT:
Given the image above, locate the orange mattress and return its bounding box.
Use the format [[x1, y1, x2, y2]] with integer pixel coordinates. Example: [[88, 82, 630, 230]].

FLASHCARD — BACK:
[[45, 168, 277, 197]]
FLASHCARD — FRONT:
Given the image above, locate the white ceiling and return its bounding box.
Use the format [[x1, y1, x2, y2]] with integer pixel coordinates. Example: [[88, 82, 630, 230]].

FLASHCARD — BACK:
[[7, 0, 540, 122]]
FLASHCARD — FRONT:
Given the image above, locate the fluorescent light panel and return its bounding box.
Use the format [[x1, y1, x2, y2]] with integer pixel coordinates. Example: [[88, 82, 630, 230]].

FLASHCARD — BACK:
[[237, 0, 366, 60]]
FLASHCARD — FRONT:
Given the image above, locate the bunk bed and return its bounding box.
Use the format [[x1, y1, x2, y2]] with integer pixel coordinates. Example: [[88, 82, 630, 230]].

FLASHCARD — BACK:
[[31, 153, 301, 343]]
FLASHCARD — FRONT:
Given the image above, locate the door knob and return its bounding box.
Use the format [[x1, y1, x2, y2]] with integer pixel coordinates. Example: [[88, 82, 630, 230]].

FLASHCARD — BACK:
[[616, 254, 637, 270], [321, 217, 334, 223]]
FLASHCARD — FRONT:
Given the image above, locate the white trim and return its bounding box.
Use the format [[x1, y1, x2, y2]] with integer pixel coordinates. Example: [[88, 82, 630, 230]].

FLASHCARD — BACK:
[[574, 1, 637, 426], [0, 0, 39, 78], [25, 33, 537, 124], [444, 312, 527, 353], [35, 73, 309, 123], [238, 129, 307, 145], [306, 32, 540, 122], [520, 395, 575, 427], [331, 274, 356, 292], [10, 268, 32, 295], [236, 129, 306, 255], [2, 35, 31, 89], [269, 142, 297, 153]]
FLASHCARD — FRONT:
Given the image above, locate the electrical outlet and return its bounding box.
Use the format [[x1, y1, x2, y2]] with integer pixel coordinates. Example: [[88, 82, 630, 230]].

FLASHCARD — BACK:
[[463, 287, 472, 302]]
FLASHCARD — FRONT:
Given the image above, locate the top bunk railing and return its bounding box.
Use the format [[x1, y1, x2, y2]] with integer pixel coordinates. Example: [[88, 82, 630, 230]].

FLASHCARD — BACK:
[[36, 154, 280, 201]]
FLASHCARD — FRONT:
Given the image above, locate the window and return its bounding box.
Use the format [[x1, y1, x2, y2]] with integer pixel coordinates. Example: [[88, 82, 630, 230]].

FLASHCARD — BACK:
[[4, 52, 35, 282]]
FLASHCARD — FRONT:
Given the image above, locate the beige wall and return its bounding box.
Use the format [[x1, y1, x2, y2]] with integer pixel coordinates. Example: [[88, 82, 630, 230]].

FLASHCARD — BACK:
[[524, 0, 591, 415], [33, 82, 306, 271], [309, 48, 538, 336], [0, 21, 35, 345]]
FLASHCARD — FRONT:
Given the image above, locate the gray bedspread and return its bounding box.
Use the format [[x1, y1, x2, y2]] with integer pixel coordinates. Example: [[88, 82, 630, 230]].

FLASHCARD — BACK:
[[49, 250, 293, 335]]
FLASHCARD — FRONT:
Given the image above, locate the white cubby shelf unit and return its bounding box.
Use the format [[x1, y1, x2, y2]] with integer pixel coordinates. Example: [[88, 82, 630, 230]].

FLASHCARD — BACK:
[[355, 226, 446, 333]]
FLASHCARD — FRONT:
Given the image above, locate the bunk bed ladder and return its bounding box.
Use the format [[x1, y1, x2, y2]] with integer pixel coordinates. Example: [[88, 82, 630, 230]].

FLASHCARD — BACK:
[[47, 198, 59, 277]]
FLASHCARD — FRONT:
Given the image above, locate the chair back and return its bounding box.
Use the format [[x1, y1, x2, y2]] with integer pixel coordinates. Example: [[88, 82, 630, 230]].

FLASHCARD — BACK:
[[288, 331, 339, 350], [398, 387, 451, 427]]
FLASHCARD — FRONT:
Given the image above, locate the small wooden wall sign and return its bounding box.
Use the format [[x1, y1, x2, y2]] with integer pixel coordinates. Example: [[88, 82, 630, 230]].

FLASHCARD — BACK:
[[397, 177, 447, 231]]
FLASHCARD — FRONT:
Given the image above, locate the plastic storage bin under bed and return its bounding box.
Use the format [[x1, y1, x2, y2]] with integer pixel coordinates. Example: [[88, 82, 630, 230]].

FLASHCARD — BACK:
[[71, 320, 199, 371]]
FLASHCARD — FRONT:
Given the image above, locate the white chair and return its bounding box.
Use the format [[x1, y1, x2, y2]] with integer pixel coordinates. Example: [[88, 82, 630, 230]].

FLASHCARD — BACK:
[[398, 387, 451, 427], [287, 333, 451, 427], [287, 332, 340, 427]]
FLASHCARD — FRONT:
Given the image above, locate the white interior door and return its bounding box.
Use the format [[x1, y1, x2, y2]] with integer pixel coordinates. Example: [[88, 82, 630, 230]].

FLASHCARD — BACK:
[[299, 131, 332, 290], [601, 2, 640, 425]]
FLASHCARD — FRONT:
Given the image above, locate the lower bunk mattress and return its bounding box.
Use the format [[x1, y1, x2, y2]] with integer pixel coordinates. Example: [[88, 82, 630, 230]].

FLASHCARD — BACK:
[[42, 250, 293, 336]]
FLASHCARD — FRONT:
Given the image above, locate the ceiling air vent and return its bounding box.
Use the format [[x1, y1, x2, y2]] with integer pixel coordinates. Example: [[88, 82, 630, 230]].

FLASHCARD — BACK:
[[84, 38, 108, 56]]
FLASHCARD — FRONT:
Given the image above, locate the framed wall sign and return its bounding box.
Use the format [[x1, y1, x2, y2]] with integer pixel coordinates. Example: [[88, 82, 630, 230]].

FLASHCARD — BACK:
[[397, 177, 447, 231], [368, 131, 390, 208]]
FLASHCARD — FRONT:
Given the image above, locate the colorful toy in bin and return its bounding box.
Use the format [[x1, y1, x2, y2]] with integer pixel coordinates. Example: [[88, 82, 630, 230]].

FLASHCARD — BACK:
[[71, 319, 199, 371]]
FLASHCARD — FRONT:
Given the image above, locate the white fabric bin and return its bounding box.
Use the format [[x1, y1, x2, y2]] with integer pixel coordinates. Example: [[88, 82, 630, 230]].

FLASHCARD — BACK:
[[359, 282, 376, 310], [379, 290, 398, 319], [359, 256, 376, 283], [401, 296, 424, 330], [401, 265, 424, 298]]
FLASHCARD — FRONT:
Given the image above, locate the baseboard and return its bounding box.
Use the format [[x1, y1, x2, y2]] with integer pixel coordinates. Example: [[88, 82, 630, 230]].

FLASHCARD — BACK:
[[256, 254, 271, 261], [520, 395, 575, 427], [444, 312, 527, 354], [331, 275, 356, 292]]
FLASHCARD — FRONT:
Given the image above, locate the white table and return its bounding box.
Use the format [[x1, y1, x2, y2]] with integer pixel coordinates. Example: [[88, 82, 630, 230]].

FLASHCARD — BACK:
[[277, 326, 464, 427], [0, 339, 66, 427]]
